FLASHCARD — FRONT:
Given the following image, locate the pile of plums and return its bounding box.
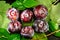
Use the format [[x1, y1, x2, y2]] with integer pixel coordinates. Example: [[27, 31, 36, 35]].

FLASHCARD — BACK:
[[7, 5, 49, 38]]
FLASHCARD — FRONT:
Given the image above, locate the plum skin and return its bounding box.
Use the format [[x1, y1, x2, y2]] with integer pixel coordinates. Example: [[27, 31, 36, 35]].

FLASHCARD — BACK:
[[7, 8, 19, 21], [20, 9, 33, 22], [33, 20, 49, 33], [33, 5, 48, 19], [21, 26, 34, 37], [8, 21, 22, 33]]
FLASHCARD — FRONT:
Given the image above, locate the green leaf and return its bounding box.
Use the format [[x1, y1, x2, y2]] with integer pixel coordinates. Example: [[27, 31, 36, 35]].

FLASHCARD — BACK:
[[50, 3, 60, 23], [48, 20, 60, 37], [0, 15, 3, 27], [12, 0, 39, 10], [0, 37, 8, 40], [12, 1, 22, 8], [0, 1, 11, 14], [1, 15, 10, 29], [12, 1, 26, 10], [23, 0, 39, 8], [31, 33, 47, 40], [48, 20, 59, 32], [48, 3, 60, 37], [21, 36, 30, 40], [0, 1, 11, 29], [8, 34, 21, 40], [16, 0, 24, 3], [0, 28, 10, 38]]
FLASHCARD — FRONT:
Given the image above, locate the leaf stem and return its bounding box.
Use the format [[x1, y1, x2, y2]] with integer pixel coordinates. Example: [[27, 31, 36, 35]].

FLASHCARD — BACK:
[[0, 35, 8, 38], [47, 29, 60, 36], [54, 0, 59, 5]]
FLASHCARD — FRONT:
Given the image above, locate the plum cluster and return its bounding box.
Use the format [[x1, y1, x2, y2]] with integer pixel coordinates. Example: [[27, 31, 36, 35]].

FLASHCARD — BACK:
[[7, 5, 49, 38]]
